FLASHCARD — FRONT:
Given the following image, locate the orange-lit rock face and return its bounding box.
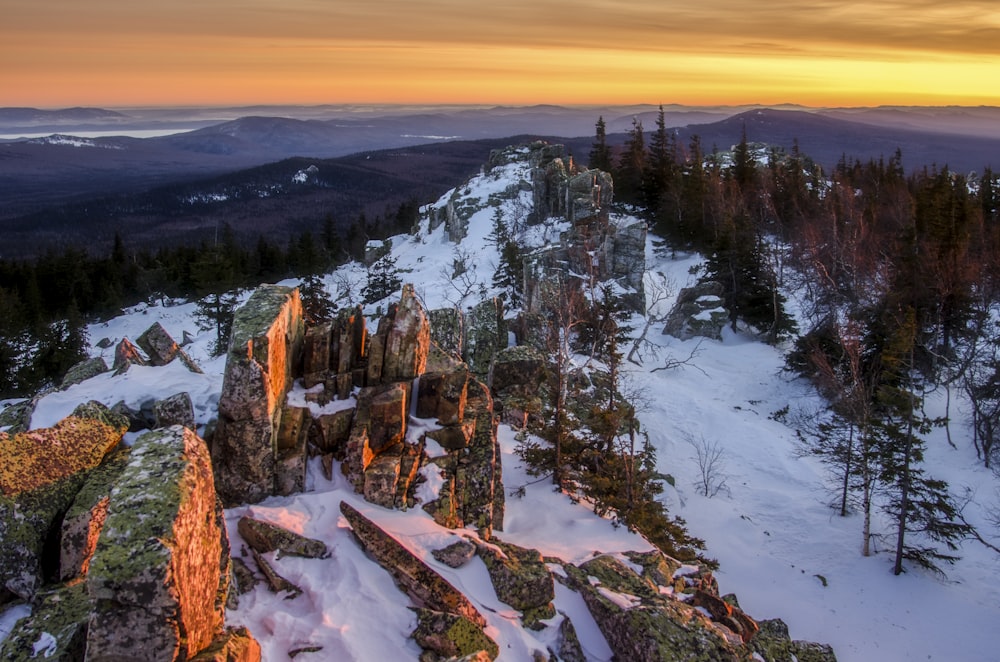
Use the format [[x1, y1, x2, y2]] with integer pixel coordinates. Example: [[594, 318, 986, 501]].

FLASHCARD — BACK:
[[214, 284, 305, 506]]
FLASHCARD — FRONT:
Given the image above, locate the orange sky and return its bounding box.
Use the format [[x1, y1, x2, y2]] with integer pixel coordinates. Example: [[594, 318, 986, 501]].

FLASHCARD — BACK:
[[3, 0, 999, 108]]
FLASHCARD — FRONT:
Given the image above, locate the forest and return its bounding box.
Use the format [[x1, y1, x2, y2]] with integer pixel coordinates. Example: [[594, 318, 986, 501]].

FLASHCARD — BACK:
[[592, 107, 1000, 574]]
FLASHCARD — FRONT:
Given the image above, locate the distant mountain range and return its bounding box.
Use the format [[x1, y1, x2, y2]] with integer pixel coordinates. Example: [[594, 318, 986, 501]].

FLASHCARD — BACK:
[[1, 104, 998, 257]]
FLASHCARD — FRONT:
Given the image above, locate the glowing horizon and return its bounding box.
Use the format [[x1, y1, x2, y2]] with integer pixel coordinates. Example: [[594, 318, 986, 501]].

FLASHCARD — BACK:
[[3, 1, 999, 108]]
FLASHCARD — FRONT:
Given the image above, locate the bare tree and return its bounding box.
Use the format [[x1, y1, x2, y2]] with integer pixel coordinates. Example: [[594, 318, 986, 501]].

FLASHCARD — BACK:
[[684, 432, 731, 498]]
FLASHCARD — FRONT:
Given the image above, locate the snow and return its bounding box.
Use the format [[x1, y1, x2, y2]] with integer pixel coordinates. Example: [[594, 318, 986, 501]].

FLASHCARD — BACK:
[[2, 155, 998, 662]]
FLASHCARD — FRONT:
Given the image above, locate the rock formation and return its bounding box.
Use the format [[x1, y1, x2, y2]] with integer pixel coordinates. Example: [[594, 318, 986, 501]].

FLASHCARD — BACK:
[[212, 284, 305, 506]]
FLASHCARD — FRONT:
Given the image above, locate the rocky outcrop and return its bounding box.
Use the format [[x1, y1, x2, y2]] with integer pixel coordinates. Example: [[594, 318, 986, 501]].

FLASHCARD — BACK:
[[751, 618, 838, 662], [367, 284, 430, 384], [189, 627, 262, 662], [137, 322, 203, 374], [155, 391, 196, 430], [464, 297, 506, 377], [113, 337, 147, 374], [87, 425, 230, 661], [663, 280, 729, 341], [412, 609, 499, 661], [213, 285, 305, 506], [0, 582, 90, 661], [563, 554, 748, 662]]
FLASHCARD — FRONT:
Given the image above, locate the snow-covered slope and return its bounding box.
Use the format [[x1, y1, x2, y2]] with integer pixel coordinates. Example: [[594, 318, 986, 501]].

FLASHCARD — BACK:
[[4, 147, 999, 661]]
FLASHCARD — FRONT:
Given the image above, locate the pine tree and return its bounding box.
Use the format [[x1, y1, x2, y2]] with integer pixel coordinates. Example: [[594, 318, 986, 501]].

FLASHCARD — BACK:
[[616, 118, 646, 204], [361, 254, 402, 306], [588, 116, 612, 172]]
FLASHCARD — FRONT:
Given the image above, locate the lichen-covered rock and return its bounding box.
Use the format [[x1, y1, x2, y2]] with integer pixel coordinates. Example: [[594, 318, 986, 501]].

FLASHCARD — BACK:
[[60, 356, 108, 389], [412, 609, 498, 661], [367, 284, 431, 384], [59, 447, 131, 581], [464, 298, 506, 377], [250, 548, 301, 598], [274, 405, 310, 496], [87, 426, 228, 661], [154, 391, 196, 430], [339, 501, 486, 628], [213, 285, 305, 506], [310, 407, 354, 457], [189, 626, 262, 662], [565, 555, 749, 662], [363, 452, 403, 508], [751, 618, 838, 662], [237, 515, 329, 559], [0, 395, 41, 434], [428, 307, 464, 358], [556, 613, 587, 662], [0, 410, 125, 600], [475, 539, 554, 619], [431, 539, 476, 568], [368, 382, 409, 453], [416, 367, 469, 426], [137, 321, 181, 366], [0, 582, 89, 661], [302, 321, 332, 388], [663, 281, 729, 341]]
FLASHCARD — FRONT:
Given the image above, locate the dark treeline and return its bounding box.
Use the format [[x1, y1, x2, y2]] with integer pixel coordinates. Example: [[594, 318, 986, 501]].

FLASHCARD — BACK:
[[0, 200, 420, 396], [592, 106, 1000, 574]]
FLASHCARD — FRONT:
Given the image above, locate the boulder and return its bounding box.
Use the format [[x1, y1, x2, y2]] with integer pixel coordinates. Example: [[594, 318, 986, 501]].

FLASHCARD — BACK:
[[213, 285, 304, 506], [154, 391, 196, 430], [339, 501, 486, 627], [367, 382, 409, 453], [564, 555, 746, 662], [237, 515, 328, 559], [87, 426, 229, 661], [363, 452, 403, 509], [431, 539, 476, 568], [0, 394, 41, 434], [751, 618, 838, 662], [110, 399, 151, 432], [112, 337, 147, 374], [136, 322, 181, 366], [0, 406, 126, 600], [412, 609, 498, 661], [60, 356, 108, 389], [0, 582, 90, 661]]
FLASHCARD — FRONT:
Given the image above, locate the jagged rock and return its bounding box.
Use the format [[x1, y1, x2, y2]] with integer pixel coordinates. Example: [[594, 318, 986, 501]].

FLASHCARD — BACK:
[[417, 367, 470, 426], [181, 330, 196, 346], [564, 555, 746, 662], [460, 381, 503, 535], [663, 280, 729, 341], [751, 619, 838, 662], [136, 321, 180, 366], [189, 626, 262, 662], [368, 382, 409, 453], [428, 307, 464, 358], [310, 407, 354, 456], [339, 501, 486, 627], [364, 239, 392, 267], [367, 284, 431, 384], [364, 451, 403, 508], [96, 336, 114, 349], [87, 426, 228, 661], [0, 407, 126, 600], [464, 298, 505, 377], [213, 285, 305, 506], [109, 399, 149, 432], [331, 306, 367, 380], [112, 337, 147, 374], [432, 539, 476, 568], [231, 557, 258, 596], [59, 447, 131, 581], [154, 391, 196, 430], [489, 345, 546, 428], [250, 548, 302, 598], [0, 582, 89, 661], [302, 321, 333, 388], [475, 539, 554, 621], [275, 406, 310, 496], [412, 609, 498, 661], [60, 356, 107, 389], [237, 515, 329, 559], [624, 549, 683, 588], [426, 421, 475, 451]]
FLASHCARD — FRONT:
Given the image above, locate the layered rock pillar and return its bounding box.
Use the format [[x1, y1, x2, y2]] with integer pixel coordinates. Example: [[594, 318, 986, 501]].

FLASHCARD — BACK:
[[212, 285, 304, 506]]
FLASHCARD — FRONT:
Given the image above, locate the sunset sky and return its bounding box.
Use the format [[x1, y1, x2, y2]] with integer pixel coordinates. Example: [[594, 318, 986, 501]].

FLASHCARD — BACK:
[[3, 0, 999, 108]]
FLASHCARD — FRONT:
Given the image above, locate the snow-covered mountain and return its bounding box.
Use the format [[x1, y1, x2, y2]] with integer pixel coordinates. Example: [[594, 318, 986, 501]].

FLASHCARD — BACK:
[[3, 143, 998, 662]]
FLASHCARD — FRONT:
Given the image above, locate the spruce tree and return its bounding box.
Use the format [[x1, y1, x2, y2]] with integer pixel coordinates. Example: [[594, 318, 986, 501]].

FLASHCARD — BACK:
[[588, 116, 612, 172]]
